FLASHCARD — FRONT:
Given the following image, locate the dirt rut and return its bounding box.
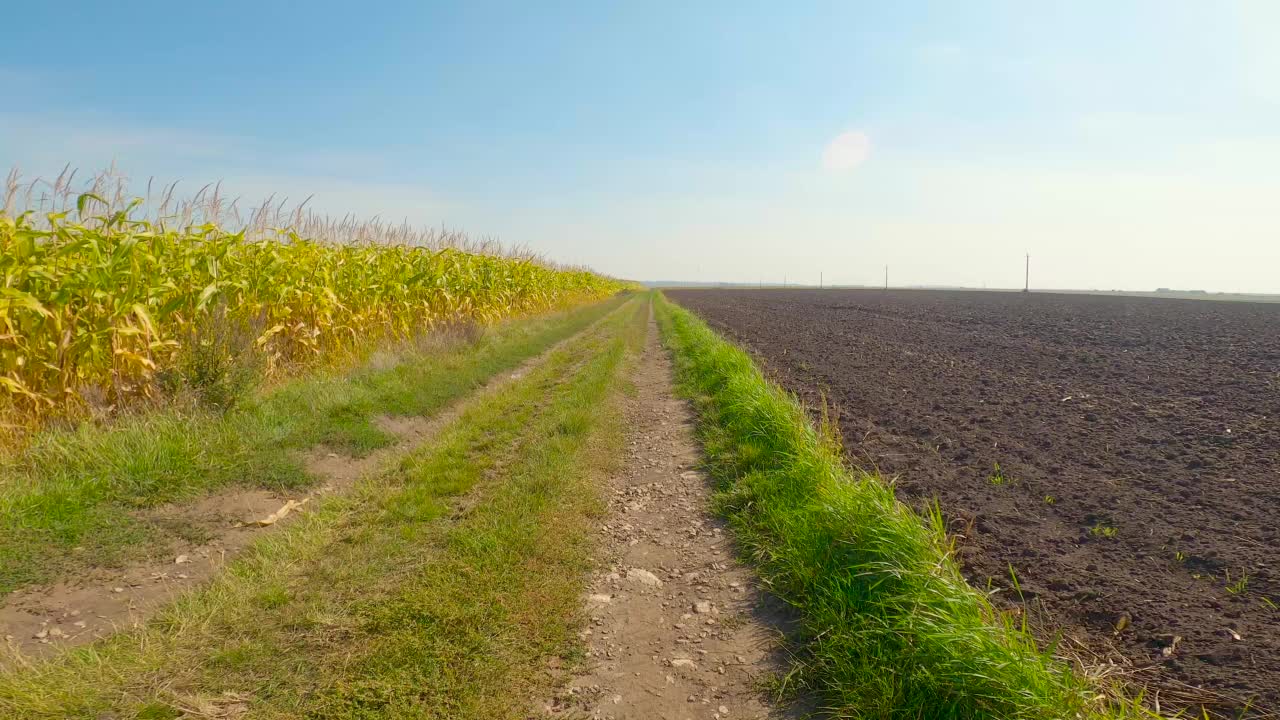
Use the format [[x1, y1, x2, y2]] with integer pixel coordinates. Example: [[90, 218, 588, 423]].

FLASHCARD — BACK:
[[0, 344, 554, 659], [544, 314, 798, 720]]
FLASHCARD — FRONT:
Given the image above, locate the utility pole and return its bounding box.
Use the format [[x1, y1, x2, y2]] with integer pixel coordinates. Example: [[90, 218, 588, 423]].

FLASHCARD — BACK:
[[1024, 253, 1030, 293], [820, 271, 823, 289], [884, 265, 888, 291]]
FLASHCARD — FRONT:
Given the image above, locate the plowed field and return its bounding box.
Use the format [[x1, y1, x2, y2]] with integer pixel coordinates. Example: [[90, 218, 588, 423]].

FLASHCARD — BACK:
[[665, 288, 1280, 717]]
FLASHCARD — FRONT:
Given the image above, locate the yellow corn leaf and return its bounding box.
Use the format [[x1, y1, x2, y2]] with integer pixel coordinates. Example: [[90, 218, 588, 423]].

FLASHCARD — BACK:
[[113, 349, 157, 370], [255, 324, 287, 347], [132, 303, 158, 337], [0, 289, 53, 319], [197, 282, 220, 311], [0, 375, 48, 403]]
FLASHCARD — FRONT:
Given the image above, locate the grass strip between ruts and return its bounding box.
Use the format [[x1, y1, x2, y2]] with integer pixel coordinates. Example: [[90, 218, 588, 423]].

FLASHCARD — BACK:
[[0, 295, 649, 718], [654, 292, 1160, 720]]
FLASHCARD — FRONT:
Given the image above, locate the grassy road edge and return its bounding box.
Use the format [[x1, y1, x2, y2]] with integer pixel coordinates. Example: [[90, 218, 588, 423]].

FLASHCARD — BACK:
[[654, 292, 1161, 720]]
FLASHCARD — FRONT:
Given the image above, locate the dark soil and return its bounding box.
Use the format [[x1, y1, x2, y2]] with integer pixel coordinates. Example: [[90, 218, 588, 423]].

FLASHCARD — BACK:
[[666, 288, 1280, 718]]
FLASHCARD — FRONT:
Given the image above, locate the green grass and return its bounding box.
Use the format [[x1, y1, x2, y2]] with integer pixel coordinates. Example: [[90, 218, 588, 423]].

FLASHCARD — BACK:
[[0, 295, 648, 719], [653, 293, 1161, 720], [988, 462, 1009, 485], [0, 296, 627, 595]]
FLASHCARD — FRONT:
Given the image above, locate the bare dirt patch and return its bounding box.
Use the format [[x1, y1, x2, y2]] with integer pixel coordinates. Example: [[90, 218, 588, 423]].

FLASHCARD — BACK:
[[301, 413, 439, 492], [666, 288, 1280, 718], [0, 487, 280, 658], [543, 313, 801, 720]]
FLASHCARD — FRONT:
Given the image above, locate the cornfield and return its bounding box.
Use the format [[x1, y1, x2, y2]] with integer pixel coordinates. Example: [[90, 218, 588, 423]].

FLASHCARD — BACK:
[[0, 178, 627, 422]]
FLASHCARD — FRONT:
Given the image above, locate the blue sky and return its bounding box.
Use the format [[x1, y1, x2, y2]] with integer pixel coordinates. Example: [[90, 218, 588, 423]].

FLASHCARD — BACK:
[[3, 1, 1279, 291]]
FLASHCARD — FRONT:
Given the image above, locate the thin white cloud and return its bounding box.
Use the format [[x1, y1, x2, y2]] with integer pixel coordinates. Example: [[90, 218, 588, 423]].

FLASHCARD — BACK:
[[821, 130, 871, 172], [0, 112, 240, 178]]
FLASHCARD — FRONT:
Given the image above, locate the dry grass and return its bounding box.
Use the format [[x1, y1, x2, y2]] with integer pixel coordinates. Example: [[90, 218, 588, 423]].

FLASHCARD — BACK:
[[5, 164, 497, 254]]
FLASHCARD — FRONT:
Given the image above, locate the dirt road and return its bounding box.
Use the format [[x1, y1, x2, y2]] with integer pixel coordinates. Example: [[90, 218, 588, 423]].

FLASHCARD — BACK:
[[547, 313, 796, 719]]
